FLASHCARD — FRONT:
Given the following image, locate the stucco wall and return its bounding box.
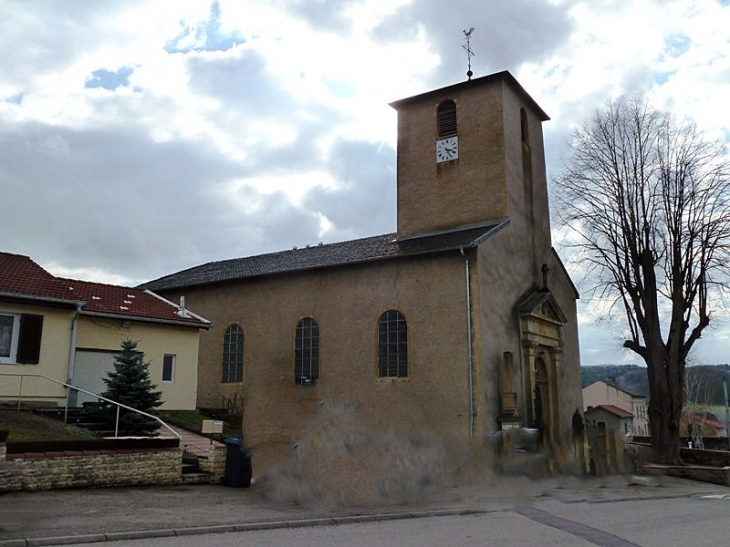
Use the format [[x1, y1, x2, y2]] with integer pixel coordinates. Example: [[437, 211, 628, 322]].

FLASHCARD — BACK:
[[0, 302, 73, 403], [0, 301, 201, 409], [583, 381, 634, 411], [163, 253, 475, 457], [471, 82, 582, 441], [76, 318, 200, 409]]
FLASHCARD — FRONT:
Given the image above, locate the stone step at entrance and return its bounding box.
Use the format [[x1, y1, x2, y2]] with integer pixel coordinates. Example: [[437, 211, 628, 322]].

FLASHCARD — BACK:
[[180, 451, 215, 485]]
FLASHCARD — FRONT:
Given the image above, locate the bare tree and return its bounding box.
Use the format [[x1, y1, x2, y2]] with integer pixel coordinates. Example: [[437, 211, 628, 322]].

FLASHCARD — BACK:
[[555, 98, 730, 464]]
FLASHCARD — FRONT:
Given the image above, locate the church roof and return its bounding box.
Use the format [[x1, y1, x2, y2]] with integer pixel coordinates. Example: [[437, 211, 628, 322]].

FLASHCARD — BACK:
[[389, 70, 550, 122], [140, 220, 509, 292]]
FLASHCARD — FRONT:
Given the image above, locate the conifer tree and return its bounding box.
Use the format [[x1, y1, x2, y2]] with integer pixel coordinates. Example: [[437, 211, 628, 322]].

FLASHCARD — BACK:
[[101, 339, 163, 435]]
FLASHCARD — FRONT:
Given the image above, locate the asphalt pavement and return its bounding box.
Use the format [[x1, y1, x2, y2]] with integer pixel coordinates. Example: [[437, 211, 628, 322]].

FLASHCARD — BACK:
[[0, 474, 727, 547]]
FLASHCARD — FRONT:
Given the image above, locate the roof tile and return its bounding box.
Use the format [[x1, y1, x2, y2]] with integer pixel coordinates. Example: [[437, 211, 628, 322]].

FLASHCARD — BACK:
[[0, 252, 208, 328], [141, 220, 507, 291]]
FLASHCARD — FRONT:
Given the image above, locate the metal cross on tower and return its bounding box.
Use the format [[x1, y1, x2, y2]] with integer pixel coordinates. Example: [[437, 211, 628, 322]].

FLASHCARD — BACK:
[[463, 27, 475, 80]]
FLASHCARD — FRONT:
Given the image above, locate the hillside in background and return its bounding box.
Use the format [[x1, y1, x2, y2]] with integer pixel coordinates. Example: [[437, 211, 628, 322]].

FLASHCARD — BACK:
[[581, 364, 730, 405]]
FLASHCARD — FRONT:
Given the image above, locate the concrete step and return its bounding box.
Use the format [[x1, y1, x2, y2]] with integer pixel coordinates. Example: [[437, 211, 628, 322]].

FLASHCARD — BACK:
[[182, 462, 200, 474]]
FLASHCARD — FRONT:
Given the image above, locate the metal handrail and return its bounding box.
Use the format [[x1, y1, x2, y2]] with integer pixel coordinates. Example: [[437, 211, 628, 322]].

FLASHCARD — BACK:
[[0, 372, 180, 440]]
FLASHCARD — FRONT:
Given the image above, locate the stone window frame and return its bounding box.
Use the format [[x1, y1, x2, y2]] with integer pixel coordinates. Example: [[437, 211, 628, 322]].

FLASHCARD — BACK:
[[377, 309, 408, 378], [222, 323, 243, 383]]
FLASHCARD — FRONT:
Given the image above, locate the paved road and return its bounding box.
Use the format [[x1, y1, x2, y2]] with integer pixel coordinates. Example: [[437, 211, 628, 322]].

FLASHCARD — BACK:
[[1, 475, 728, 547], [59, 495, 730, 547]]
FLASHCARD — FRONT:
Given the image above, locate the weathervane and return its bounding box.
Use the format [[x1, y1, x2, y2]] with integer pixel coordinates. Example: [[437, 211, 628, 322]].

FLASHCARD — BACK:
[[463, 27, 475, 80]]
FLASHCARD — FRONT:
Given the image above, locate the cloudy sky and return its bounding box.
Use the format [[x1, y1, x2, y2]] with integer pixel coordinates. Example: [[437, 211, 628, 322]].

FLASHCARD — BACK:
[[2, 0, 729, 365]]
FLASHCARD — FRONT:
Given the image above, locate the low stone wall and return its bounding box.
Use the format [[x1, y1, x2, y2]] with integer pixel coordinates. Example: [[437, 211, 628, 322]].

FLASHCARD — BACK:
[[198, 444, 226, 482], [681, 447, 730, 467], [0, 442, 182, 492]]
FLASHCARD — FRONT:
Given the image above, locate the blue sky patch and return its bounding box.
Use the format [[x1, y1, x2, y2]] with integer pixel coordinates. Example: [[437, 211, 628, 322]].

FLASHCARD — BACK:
[[85, 67, 133, 90], [324, 80, 356, 99], [165, 1, 244, 53], [665, 34, 691, 58], [653, 72, 672, 85], [7, 93, 23, 105]]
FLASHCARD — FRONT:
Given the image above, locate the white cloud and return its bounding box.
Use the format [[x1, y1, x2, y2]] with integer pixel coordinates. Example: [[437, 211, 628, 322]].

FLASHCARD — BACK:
[[1, 0, 728, 364]]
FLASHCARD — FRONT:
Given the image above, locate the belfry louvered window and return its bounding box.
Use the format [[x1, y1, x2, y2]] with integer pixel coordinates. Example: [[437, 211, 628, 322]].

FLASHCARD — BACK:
[[378, 310, 408, 378], [295, 317, 319, 384], [437, 100, 457, 137], [222, 324, 243, 383]]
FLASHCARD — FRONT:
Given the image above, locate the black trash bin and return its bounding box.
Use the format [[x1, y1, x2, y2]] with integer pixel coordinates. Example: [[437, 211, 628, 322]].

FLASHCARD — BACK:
[[222, 437, 252, 487]]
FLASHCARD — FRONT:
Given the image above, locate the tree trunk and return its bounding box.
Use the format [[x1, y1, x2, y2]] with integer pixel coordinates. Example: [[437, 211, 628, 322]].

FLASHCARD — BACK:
[[646, 342, 683, 465]]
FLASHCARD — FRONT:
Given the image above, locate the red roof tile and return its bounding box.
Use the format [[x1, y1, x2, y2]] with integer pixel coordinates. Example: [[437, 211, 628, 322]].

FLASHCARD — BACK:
[[0, 252, 78, 302], [0, 252, 208, 328], [683, 412, 727, 430], [587, 404, 633, 419]]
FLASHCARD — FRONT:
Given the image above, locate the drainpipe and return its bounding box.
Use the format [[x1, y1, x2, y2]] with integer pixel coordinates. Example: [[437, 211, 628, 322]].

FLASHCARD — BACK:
[[65, 304, 82, 419], [460, 247, 475, 438]]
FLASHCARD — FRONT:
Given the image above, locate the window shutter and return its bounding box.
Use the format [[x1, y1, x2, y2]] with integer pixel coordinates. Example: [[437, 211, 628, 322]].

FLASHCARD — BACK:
[[17, 314, 43, 364]]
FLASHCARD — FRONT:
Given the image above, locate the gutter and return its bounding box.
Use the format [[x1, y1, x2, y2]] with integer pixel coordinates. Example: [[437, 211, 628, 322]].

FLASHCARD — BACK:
[[0, 291, 84, 308], [460, 247, 475, 438], [66, 304, 82, 411], [79, 310, 211, 329]]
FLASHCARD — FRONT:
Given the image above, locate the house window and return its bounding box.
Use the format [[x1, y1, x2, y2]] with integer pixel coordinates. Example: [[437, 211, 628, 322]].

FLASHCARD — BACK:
[[0, 313, 43, 364], [378, 310, 408, 378], [437, 100, 457, 137], [295, 317, 319, 384], [162, 354, 175, 382], [222, 324, 243, 383]]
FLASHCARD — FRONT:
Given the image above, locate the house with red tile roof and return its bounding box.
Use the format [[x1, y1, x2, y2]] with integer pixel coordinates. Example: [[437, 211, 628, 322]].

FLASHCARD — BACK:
[[0, 252, 209, 409], [584, 404, 634, 436], [681, 411, 727, 439], [583, 380, 650, 437]]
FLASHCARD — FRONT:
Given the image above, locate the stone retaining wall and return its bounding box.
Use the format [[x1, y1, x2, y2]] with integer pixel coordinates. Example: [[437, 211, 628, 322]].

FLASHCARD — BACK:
[[198, 444, 226, 482], [0, 442, 182, 492]]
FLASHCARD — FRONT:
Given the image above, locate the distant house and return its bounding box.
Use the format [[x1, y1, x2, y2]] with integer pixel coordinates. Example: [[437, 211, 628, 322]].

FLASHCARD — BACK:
[[0, 252, 210, 409], [584, 404, 633, 436], [681, 411, 727, 439], [583, 380, 649, 436]]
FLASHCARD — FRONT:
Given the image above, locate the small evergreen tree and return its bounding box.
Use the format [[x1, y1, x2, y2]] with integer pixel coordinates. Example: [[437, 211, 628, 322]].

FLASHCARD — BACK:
[[101, 339, 163, 435], [571, 408, 585, 437]]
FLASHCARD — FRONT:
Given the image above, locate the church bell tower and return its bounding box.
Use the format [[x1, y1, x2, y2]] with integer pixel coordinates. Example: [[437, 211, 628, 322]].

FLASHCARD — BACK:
[[389, 71, 551, 241]]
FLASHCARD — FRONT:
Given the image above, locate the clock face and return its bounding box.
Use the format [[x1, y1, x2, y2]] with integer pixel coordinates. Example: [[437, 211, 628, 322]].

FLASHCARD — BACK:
[[436, 136, 458, 163]]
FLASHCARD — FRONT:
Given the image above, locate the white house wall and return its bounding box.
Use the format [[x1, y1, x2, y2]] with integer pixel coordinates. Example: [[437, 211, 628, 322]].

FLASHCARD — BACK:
[[0, 301, 72, 405], [74, 316, 199, 410]]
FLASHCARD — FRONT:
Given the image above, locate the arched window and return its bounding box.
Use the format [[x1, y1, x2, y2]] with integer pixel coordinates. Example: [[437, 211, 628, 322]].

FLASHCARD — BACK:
[[437, 100, 457, 137], [295, 317, 319, 384], [378, 310, 408, 378], [222, 324, 243, 383]]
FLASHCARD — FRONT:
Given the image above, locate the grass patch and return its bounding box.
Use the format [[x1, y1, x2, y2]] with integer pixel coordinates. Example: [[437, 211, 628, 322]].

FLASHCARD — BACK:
[[0, 410, 97, 441], [156, 409, 241, 438]]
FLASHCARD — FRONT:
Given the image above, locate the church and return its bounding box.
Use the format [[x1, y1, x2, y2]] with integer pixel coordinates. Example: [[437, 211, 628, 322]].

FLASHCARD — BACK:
[[142, 70, 583, 471]]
